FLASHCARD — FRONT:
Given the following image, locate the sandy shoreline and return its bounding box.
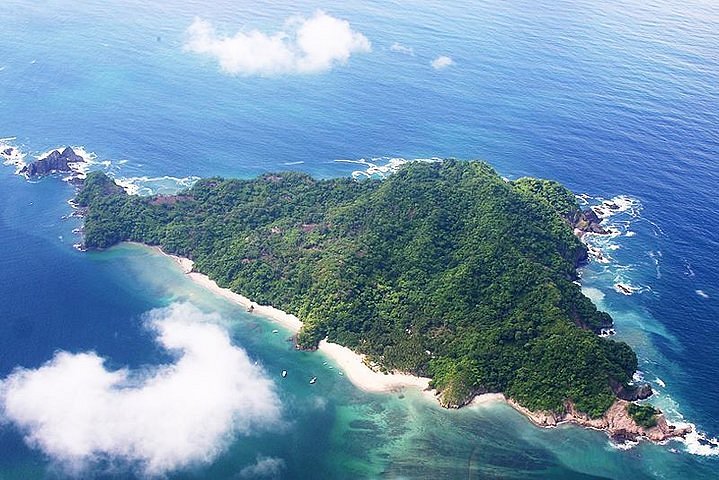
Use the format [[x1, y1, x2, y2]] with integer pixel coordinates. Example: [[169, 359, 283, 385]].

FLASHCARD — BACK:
[[128, 243, 689, 443], [143, 243, 436, 395], [135, 245, 559, 412]]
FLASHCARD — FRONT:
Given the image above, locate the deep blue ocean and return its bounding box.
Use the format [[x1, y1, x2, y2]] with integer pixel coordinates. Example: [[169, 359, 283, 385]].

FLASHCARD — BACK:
[[1, 0, 718, 478]]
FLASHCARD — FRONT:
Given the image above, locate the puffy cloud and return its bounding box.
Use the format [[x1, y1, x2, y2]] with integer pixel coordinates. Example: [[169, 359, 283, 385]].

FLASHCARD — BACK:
[[0, 303, 282, 476], [239, 455, 285, 478], [431, 55, 454, 70], [185, 11, 371, 76], [389, 42, 414, 56]]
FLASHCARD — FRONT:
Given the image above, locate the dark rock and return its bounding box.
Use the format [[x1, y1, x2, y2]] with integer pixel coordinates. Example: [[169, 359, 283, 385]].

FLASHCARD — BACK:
[[611, 380, 653, 401], [577, 209, 608, 234], [611, 430, 638, 443], [563, 207, 608, 235], [583, 208, 602, 224], [633, 383, 654, 400], [60, 146, 83, 163], [2, 147, 13, 156], [20, 146, 85, 177]]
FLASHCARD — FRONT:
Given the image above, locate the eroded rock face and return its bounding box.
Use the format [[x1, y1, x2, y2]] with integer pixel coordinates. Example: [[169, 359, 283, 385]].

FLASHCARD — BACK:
[[20, 147, 84, 176], [508, 398, 691, 443], [566, 208, 608, 235], [612, 380, 654, 401]]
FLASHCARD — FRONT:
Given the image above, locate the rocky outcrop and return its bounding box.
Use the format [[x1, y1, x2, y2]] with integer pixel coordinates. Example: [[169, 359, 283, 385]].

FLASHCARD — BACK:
[[611, 380, 653, 401], [436, 386, 488, 409], [508, 398, 691, 443], [20, 147, 84, 177], [565, 208, 608, 235]]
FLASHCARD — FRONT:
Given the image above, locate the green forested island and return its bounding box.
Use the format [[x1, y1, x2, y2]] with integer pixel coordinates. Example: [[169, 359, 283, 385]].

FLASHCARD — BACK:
[[76, 160, 640, 417]]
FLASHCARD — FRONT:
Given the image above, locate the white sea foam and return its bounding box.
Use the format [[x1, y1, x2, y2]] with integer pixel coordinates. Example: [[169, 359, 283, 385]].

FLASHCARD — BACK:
[[630, 369, 718, 457], [598, 328, 616, 337], [0, 137, 27, 173], [613, 281, 648, 296], [590, 195, 640, 220], [581, 287, 605, 304], [575, 193, 591, 205], [582, 197, 641, 263], [579, 194, 660, 301], [586, 244, 612, 263], [335, 156, 443, 180], [677, 424, 719, 456], [65, 146, 98, 180], [608, 438, 639, 451], [115, 175, 200, 196]]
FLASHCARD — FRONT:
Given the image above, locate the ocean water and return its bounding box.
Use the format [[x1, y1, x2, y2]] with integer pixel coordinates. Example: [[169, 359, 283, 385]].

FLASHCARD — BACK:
[[1, 0, 718, 478]]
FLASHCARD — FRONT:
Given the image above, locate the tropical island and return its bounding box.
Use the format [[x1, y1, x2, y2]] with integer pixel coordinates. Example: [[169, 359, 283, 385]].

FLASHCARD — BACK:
[[74, 160, 689, 442]]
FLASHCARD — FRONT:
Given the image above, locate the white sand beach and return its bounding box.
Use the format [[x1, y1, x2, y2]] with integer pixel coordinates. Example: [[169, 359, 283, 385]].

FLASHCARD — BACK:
[[148, 244, 435, 394], [317, 340, 430, 393]]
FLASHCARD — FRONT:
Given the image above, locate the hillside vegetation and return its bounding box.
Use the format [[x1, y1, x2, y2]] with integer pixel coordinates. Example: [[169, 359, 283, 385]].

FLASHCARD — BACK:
[[77, 161, 636, 415]]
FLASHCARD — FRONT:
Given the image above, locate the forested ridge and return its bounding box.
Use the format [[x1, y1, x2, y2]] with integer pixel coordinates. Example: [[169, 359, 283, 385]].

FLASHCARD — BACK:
[[77, 160, 637, 415]]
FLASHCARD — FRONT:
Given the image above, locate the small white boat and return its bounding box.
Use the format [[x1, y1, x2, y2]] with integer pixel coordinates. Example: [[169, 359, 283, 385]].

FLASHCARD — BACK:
[[282, 370, 287, 378], [309, 376, 317, 384], [272, 329, 279, 334]]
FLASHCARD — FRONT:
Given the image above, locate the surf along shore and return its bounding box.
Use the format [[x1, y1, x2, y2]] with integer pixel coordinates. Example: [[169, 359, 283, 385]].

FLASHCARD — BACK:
[[140, 242, 690, 444]]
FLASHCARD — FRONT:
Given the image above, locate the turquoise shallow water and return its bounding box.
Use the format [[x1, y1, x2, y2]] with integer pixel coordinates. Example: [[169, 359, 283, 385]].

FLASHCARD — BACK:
[[1, 0, 719, 478]]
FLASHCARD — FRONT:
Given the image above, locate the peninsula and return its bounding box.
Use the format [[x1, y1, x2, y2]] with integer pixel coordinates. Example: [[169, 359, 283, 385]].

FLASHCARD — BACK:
[[74, 160, 688, 442]]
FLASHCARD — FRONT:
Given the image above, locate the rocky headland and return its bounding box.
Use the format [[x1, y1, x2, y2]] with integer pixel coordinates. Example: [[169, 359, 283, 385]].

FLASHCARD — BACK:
[[509, 398, 691, 443], [20, 147, 84, 177]]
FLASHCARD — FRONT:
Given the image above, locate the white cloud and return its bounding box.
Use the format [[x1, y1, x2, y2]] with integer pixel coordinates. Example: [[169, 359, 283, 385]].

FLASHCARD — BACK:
[[431, 55, 454, 70], [389, 42, 414, 56], [0, 303, 282, 476], [185, 11, 371, 76], [239, 455, 285, 478]]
